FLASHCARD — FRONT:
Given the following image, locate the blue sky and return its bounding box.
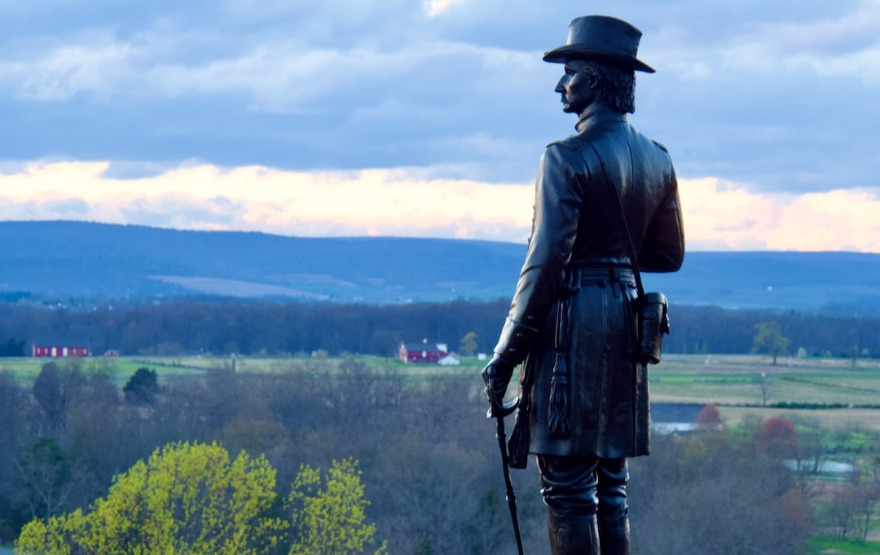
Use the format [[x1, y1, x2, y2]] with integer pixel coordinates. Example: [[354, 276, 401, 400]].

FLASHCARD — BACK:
[[1, 0, 879, 251]]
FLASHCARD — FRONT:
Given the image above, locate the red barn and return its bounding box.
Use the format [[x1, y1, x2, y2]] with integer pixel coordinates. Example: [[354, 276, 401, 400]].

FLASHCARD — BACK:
[[399, 339, 448, 364], [32, 337, 91, 358]]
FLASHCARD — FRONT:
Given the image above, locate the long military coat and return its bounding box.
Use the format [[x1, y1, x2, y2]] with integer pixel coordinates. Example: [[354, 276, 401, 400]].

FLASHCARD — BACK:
[[493, 109, 684, 459]]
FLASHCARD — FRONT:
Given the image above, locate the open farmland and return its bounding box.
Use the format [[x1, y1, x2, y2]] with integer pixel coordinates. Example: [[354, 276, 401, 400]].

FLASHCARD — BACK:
[[651, 354, 880, 404], [4, 353, 879, 430], [651, 354, 880, 430], [0, 357, 174, 385]]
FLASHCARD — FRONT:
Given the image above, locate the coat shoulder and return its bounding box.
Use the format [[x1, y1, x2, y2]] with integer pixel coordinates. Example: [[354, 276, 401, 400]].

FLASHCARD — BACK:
[[651, 139, 669, 153], [547, 134, 590, 151]]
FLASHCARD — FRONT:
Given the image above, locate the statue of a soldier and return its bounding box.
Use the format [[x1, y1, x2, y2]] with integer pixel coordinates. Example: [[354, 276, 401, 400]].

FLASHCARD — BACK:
[[483, 15, 685, 555]]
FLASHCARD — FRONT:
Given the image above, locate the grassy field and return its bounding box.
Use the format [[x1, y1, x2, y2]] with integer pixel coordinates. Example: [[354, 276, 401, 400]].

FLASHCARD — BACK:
[[647, 354, 880, 431], [657, 355, 880, 408], [809, 536, 880, 554], [0, 356, 215, 385], [3, 352, 880, 430], [0, 354, 479, 386]]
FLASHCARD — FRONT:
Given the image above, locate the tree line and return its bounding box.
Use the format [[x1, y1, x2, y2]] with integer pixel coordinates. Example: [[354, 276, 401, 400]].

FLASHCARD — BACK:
[[6, 357, 878, 553], [0, 300, 878, 358]]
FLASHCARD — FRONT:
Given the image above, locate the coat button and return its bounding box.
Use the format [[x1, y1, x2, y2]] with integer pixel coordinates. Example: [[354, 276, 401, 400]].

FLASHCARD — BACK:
[[604, 344, 612, 352], [599, 280, 607, 287]]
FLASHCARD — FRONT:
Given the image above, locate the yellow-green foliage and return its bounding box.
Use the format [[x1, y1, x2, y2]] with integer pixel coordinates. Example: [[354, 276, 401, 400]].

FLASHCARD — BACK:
[[288, 458, 387, 555], [16, 442, 281, 555], [16, 444, 387, 555]]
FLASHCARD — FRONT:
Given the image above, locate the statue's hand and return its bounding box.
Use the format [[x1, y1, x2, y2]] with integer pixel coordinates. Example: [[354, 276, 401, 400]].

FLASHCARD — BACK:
[[481, 354, 514, 415]]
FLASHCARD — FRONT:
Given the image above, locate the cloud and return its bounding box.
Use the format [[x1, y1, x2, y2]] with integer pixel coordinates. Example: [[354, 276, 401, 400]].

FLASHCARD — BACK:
[[0, 37, 134, 101], [679, 178, 880, 252], [424, 0, 467, 17], [1, 0, 879, 201], [0, 30, 546, 115], [0, 161, 534, 241], [2, 160, 879, 252], [716, 4, 880, 85]]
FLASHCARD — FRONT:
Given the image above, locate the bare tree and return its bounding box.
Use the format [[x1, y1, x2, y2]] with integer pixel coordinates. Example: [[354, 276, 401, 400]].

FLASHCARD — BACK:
[[758, 371, 770, 406], [32, 362, 86, 436], [16, 437, 73, 520], [630, 432, 812, 555]]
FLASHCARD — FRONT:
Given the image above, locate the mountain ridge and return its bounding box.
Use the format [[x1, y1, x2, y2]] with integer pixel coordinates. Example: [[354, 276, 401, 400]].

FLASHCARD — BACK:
[[1, 220, 878, 313]]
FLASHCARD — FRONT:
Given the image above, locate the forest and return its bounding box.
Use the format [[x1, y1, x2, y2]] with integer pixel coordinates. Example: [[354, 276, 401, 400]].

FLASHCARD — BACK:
[[0, 299, 878, 359], [1, 356, 878, 553], [2, 298, 880, 552]]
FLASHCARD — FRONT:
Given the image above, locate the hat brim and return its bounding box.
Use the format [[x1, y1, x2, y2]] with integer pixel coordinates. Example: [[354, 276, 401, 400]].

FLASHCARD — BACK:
[[543, 45, 656, 73]]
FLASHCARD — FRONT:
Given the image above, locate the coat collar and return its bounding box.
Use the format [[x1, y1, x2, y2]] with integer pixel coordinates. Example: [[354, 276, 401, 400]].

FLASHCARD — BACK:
[[575, 105, 627, 134]]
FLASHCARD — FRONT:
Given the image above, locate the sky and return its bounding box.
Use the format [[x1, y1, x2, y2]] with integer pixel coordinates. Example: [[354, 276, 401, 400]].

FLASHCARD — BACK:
[[1, 0, 879, 252]]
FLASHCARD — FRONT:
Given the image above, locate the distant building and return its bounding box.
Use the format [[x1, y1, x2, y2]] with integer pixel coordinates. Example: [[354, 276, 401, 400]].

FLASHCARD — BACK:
[[650, 403, 706, 435], [438, 353, 461, 366], [31, 337, 91, 358], [399, 339, 447, 364]]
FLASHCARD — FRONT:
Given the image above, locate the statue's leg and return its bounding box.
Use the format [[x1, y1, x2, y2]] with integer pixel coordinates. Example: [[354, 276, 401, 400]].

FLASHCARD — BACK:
[[597, 457, 630, 555], [538, 455, 601, 555]]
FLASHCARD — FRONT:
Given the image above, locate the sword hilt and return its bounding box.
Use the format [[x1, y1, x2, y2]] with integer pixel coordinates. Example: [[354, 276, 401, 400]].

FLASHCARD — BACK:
[[485, 374, 520, 418], [486, 396, 519, 418]]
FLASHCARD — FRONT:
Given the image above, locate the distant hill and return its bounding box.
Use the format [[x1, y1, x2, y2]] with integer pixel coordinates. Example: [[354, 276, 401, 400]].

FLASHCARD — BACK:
[[1, 221, 878, 313]]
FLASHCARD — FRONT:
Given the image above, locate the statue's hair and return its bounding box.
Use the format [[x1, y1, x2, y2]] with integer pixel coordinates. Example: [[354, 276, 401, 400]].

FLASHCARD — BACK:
[[580, 59, 636, 114]]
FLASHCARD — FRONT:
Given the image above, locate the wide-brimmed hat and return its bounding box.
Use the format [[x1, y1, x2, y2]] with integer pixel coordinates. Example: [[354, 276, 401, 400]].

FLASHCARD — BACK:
[[543, 15, 655, 73]]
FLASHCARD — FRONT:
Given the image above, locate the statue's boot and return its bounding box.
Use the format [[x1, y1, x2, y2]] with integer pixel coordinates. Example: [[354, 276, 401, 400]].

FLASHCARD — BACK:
[[547, 511, 600, 555], [598, 514, 630, 555]]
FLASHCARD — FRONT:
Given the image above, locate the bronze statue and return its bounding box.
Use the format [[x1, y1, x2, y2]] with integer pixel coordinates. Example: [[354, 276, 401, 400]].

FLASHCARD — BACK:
[[483, 15, 685, 555]]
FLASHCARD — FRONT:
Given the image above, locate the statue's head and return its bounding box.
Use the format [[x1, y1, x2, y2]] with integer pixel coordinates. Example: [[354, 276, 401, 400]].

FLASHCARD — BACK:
[[545, 15, 654, 115]]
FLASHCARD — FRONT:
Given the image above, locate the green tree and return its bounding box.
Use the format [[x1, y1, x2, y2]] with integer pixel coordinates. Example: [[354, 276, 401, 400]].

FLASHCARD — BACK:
[[287, 458, 386, 555], [752, 321, 790, 366], [123, 367, 160, 405], [16, 442, 281, 555], [459, 332, 478, 357], [16, 442, 388, 555], [0, 337, 26, 356]]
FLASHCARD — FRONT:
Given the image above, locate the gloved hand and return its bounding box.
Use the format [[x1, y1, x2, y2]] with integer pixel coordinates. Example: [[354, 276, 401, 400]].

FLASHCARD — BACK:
[[481, 354, 514, 410]]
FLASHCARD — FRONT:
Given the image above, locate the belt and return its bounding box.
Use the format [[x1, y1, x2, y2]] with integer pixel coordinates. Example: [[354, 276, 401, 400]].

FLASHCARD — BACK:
[[563, 266, 635, 299], [569, 266, 635, 286]]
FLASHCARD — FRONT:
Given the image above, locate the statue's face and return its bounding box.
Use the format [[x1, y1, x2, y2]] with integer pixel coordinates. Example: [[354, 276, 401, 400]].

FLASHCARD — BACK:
[[555, 60, 595, 114]]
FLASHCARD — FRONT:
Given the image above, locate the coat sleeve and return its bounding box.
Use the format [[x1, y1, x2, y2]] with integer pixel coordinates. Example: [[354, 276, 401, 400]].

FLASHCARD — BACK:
[[639, 163, 685, 273], [493, 143, 584, 364]]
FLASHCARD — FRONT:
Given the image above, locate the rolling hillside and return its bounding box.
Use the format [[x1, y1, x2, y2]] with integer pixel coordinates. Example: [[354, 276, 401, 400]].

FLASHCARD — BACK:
[[1, 221, 878, 313]]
